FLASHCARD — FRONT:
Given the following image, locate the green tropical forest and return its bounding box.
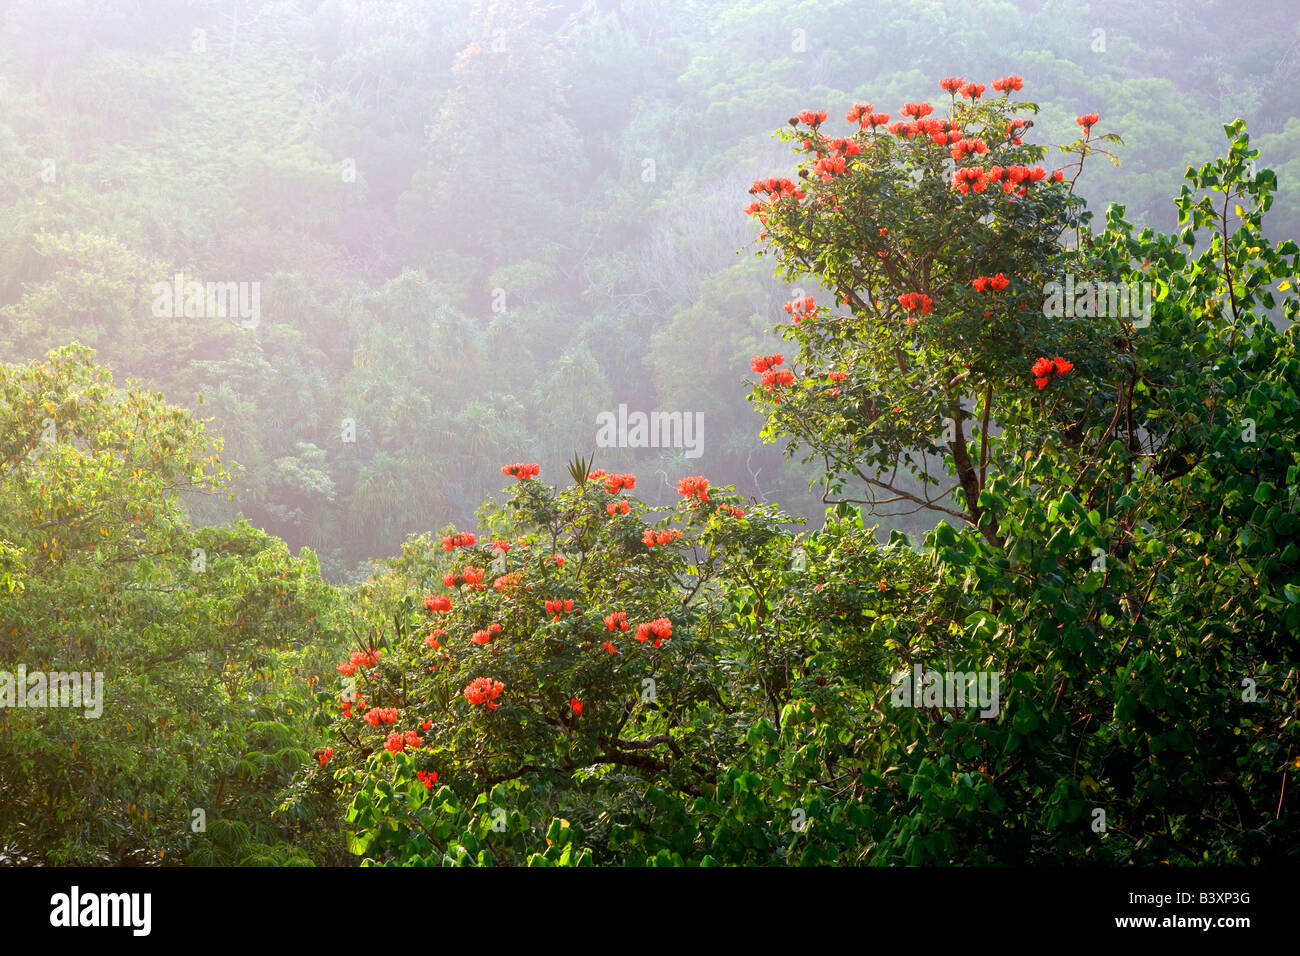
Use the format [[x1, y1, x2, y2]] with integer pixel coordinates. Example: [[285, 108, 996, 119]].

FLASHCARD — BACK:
[[1, 0, 1298, 878]]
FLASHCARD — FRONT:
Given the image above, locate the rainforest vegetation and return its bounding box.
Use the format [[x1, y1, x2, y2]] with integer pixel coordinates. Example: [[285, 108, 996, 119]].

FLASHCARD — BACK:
[[1, 0, 1297, 866]]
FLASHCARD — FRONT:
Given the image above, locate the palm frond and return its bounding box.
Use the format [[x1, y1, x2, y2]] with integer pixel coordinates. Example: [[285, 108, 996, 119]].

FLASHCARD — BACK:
[[567, 450, 596, 488]]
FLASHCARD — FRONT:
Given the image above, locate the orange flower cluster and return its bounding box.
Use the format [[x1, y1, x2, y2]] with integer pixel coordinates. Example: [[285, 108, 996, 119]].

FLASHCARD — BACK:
[[795, 109, 828, 126], [1032, 356, 1075, 389], [745, 176, 807, 220], [953, 164, 1048, 197], [990, 164, 1048, 190], [971, 273, 1010, 292], [898, 292, 933, 314], [762, 368, 795, 391], [441, 531, 476, 550], [747, 177, 803, 200], [641, 528, 681, 547], [424, 594, 452, 613], [471, 623, 502, 645], [607, 500, 631, 516], [635, 618, 672, 647], [892, 117, 962, 145], [337, 648, 381, 676], [846, 104, 889, 128], [501, 462, 540, 480], [364, 707, 399, 726], [544, 599, 575, 621], [952, 166, 987, 193], [813, 153, 846, 182], [384, 729, 422, 752], [844, 102, 872, 124], [677, 476, 710, 501], [493, 572, 523, 594], [443, 566, 485, 589], [463, 677, 505, 709], [783, 295, 816, 323], [588, 470, 636, 493], [604, 611, 630, 632], [951, 137, 989, 161]]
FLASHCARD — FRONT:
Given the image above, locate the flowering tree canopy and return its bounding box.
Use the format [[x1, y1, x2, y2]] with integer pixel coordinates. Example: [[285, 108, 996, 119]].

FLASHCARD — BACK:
[[291, 79, 1300, 867]]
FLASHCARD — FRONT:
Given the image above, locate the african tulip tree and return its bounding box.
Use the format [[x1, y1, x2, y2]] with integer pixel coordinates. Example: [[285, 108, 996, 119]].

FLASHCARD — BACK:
[[746, 79, 1300, 864], [309, 80, 1299, 867], [745, 78, 1128, 546]]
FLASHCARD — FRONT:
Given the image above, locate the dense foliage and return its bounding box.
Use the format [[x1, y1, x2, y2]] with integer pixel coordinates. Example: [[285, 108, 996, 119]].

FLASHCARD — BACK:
[[0, 347, 348, 863], [2, 2, 1298, 867], [4, 0, 1300, 575], [292, 80, 1297, 865]]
